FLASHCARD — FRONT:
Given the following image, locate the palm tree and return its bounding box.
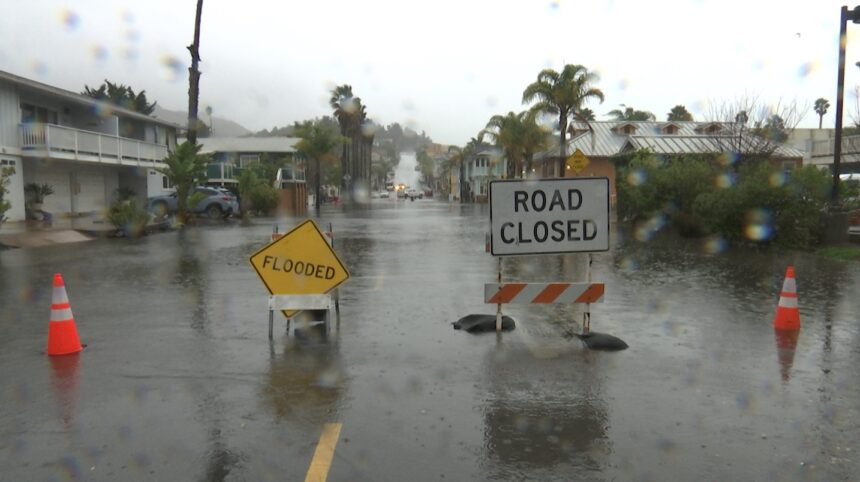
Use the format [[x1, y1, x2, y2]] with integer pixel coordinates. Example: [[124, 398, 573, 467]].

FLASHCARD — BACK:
[[667, 105, 693, 121], [522, 64, 604, 177], [82, 80, 157, 114], [330, 85, 358, 194], [330, 85, 372, 199], [608, 104, 655, 121], [294, 120, 343, 216], [814, 98, 830, 129], [520, 112, 551, 176], [577, 108, 596, 121], [482, 112, 525, 179], [156, 141, 210, 224], [447, 138, 479, 202]]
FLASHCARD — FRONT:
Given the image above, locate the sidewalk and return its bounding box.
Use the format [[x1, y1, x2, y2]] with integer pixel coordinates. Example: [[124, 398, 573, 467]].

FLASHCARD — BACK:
[[0, 215, 114, 248]]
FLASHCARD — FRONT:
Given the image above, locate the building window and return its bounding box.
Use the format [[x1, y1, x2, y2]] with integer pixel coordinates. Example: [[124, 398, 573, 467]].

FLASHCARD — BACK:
[[0, 159, 16, 167], [663, 125, 678, 134], [239, 154, 260, 168], [162, 176, 173, 189], [21, 103, 58, 124], [782, 161, 796, 171]]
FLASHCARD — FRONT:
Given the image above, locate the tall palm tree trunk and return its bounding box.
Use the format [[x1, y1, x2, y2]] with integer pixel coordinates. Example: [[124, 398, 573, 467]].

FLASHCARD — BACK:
[[558, 110, 568, 178], [315, 157, 321, 216], [186, 0, 204, 145]]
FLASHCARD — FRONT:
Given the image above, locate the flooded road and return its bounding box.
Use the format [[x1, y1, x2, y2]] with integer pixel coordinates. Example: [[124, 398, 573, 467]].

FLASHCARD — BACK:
[[1, 199, 859, 481]]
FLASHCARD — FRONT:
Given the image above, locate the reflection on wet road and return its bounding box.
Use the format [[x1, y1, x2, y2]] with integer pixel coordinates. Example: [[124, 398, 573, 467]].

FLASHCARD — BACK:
[[1, 198, 859, 481]]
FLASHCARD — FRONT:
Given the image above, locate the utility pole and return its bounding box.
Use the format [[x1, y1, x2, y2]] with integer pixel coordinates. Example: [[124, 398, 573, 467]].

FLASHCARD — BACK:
[[186, 0, 204, 145]]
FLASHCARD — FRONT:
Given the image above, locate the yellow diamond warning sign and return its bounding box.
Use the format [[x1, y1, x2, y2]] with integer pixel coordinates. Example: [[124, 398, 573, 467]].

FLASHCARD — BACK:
[[566, 148, 590, 174], [249, 220, 349, 317]]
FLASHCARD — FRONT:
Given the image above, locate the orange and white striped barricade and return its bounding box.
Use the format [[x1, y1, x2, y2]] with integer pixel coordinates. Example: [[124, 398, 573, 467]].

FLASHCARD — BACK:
[[484, 282, 605, 305]]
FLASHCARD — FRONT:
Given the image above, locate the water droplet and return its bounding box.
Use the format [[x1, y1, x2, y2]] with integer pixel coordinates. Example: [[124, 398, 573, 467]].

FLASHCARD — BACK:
[[715, 172, 735, 188], [59, 8, 80, 30], [31, 60, 47, 76], [769, 170, 788, 187], [159, 55, 184, 81], [122, 47, 138, 61], [626, 168, 646, 186], [91, 45, 108, 62], [743, 208, 773, 241], [798, 61, 816, 78], [702, 235, 728, 254]]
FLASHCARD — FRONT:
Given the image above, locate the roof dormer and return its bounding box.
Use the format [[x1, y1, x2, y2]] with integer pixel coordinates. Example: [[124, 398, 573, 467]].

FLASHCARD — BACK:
[[614, 122, 638, 135], [694, 122, 722, 134], [661, 122, 682, 134]]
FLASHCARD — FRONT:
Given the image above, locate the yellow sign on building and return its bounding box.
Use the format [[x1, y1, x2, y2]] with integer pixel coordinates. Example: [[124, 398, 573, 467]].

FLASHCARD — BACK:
[[249, 220, 349, 316], [566, 148, 590, 174]]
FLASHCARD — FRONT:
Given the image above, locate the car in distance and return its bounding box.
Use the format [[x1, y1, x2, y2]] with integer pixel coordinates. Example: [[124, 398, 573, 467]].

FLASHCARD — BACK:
[[405, 188, 423, 200], [148, 186, 238, 219]]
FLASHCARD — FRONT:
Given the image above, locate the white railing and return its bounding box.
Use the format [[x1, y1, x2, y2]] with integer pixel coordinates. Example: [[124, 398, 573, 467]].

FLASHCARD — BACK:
[[811, 135, 860, 157], [19, 123, 168, 164]]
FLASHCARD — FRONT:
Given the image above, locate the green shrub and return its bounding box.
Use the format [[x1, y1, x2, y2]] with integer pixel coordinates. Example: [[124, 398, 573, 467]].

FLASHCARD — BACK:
[[619, 151, 829, 249], [617, 151, 718, 236], [693, 163, 827, 249], [107, 199, 150, 237], [248, 184, 279, 215], [0, 166, 14, 227]]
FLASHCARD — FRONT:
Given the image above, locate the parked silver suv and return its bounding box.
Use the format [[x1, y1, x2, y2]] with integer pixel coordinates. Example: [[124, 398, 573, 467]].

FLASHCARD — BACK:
[[148, 186, 239, 219]]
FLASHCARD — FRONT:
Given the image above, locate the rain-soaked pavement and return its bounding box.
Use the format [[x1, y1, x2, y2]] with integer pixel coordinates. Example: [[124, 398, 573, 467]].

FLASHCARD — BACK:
[[1, 198, 859, 481]]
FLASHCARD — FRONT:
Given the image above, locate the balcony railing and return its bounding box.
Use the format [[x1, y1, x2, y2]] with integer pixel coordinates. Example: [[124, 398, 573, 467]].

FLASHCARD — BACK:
[[20, 123, 168, 164], [811, 135, 860, 157], [207, 163, 243, 181]]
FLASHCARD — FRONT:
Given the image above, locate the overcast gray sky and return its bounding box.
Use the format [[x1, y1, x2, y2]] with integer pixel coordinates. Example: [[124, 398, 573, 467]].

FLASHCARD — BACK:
[[0, 0, 853, 145]]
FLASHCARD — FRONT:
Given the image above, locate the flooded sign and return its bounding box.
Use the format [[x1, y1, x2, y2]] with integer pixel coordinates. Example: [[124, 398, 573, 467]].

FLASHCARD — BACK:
[[489, 178, 610, 256], [250, 220, 349, 316]]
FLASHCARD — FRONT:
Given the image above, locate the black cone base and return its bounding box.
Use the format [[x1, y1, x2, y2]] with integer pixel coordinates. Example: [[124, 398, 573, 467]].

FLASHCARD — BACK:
[[453, 314, 516, 333], [576, 332, 628, 351]]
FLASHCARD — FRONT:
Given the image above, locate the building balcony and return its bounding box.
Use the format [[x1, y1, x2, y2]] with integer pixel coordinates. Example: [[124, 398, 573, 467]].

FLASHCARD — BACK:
[[206, 162, 243, 183], [811, 135, 860, 158], [19, 123, 168, 166]]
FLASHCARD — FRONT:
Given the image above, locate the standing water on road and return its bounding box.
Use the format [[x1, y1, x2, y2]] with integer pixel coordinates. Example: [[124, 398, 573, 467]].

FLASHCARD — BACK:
[[1, 202, 858, 481]]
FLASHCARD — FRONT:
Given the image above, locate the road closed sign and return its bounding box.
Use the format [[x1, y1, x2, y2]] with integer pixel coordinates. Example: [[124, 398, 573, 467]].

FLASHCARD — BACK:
[[489, 178, 610, 256], [249, 220, 349, 316]]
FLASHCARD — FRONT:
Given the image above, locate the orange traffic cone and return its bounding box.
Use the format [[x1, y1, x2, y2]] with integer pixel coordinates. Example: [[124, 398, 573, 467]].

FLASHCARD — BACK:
[[773, 266, 800, 330], [47, 273, 82, 356]]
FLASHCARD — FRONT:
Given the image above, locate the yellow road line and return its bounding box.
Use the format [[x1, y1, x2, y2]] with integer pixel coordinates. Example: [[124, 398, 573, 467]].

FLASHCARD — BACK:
[[304, 422, 342, 482]]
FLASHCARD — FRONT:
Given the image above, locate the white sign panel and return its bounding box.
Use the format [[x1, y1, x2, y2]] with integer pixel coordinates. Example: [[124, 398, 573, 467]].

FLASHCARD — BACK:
[[489, 178, 610, 256]]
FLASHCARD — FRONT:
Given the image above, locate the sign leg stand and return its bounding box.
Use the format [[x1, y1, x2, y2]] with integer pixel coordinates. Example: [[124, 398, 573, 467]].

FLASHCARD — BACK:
[[583, 253, 592, 335], [268, 309, 274, 340], [496, 257, 503, 332]]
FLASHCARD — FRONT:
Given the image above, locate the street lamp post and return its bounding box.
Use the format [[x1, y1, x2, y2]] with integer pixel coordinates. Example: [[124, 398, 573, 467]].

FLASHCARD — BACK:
[[833, 5, 860, 204]]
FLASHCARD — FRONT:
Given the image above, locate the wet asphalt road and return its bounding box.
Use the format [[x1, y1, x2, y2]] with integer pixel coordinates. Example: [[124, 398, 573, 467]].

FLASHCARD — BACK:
[[1, 198, 859, 481]]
